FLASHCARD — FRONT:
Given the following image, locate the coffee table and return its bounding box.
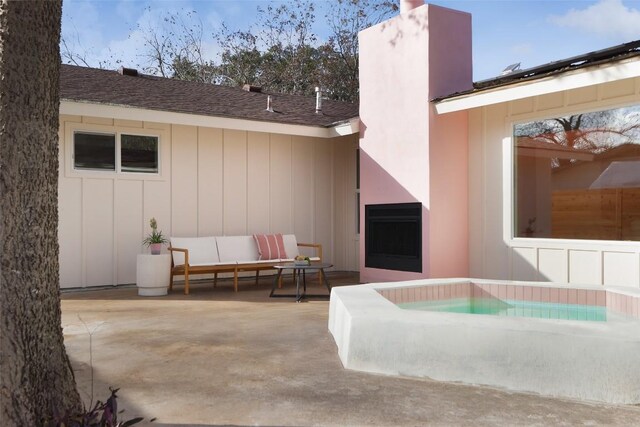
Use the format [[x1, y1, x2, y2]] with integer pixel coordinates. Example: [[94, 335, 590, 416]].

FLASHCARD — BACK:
[[269, 262, 333, 302]]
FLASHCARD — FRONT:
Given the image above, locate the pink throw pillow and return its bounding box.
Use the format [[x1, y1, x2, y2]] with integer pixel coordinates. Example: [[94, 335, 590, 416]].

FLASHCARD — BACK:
[[253, 233, 287, 260]]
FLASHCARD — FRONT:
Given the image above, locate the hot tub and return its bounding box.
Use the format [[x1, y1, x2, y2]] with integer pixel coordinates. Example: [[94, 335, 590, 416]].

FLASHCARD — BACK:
[[328, 278, 640, 404]]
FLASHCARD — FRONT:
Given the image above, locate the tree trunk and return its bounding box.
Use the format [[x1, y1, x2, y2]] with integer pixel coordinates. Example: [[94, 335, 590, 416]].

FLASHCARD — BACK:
[[0, 1, 82, 425]]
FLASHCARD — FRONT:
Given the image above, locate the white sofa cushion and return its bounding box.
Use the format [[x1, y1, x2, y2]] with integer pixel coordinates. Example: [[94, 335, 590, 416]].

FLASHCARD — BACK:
[[217, 236, 259, 263], [282, 234, 299, 260], [170, 236, 219, 266]]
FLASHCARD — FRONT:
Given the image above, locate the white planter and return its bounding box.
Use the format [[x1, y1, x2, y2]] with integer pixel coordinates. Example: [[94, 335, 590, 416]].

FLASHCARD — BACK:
[[136, 254, 171, 296]]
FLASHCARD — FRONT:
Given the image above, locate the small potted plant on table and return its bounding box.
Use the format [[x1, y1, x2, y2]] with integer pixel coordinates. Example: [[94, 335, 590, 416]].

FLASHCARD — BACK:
[[294, 255, 311, 266], [143, 217, 168, 254]]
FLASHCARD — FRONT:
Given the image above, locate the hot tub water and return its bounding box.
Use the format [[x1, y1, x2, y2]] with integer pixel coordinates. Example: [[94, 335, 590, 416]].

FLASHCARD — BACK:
[[399, 298, 607, 321]]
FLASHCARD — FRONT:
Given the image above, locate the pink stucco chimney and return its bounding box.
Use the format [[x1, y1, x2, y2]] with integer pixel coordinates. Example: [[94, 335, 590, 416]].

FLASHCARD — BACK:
[[358, 4, 472, 282], [400, 0, 425, 14]]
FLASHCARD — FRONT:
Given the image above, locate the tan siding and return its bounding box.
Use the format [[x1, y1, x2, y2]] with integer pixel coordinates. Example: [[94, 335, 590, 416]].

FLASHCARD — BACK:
[[197, 127, 223, 236], [60, 114, 81, 123], [171, 125, 198, 236], [510, 98, 534, 116], [566, 86, 598, 105], [247, 132, 270, 234], [114, 119, 143, 128], [482, 103, 510, 280], [144, 121, 170, 131], [536, 92, 563, 111], [314, 141, 334, 264], [292, 136, 315, 243], [115, 180, 143, 284], [83, 178, 114, 286], [143, 180, 171, 243], [331, 136, 359, 271], [270, 134, 293, 234], [601, 78, 636, 99], [58, 177, 82, 288], [223, 129, 248, 235], [82, 116, 113, 126]]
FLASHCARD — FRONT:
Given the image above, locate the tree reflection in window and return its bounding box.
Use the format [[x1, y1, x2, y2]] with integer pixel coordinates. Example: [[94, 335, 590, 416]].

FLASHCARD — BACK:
[[121, 134, 158, 173], [74, 132, 116, 171], [514, 105, 640, 241]]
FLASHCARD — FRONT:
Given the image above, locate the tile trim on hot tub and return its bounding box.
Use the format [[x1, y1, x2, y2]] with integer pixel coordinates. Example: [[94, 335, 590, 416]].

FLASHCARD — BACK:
[[377, 280, 638, 318]]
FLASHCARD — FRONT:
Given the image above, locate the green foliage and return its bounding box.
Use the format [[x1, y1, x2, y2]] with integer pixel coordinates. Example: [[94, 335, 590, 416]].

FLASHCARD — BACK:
[[61, 1, 398, 102], [209, 0, 397, 101], [142, 217, 168, 246], [321, 0, 398, 101]]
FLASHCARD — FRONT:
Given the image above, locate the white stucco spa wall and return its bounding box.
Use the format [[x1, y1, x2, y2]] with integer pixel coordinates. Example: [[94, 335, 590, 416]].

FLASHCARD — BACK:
[[58, 115, 359, 288], [468, 76, 640, 288]]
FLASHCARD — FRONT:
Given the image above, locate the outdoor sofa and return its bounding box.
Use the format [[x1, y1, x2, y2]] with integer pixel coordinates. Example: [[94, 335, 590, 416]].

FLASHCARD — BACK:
[[168, 234, 322, 294]]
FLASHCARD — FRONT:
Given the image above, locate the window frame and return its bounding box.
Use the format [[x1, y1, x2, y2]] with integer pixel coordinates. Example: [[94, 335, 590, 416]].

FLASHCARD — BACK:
[[72, 130, 117, 172], [509, 98, 640, 247], [119, 133, 160, 174], [67, 124, 163, 179]]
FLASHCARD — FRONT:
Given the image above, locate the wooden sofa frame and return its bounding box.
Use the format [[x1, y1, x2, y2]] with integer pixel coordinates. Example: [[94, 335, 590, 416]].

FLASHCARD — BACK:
[[168, 242, 322, 295]]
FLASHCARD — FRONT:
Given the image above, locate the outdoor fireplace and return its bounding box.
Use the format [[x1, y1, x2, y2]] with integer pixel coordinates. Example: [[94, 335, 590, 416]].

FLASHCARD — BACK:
[[365, 203, 422, 273]]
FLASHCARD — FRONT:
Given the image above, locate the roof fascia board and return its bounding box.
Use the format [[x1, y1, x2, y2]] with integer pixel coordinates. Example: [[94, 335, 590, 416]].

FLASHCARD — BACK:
[[434, 59, 640, 114], [60, 100, 358, 138]]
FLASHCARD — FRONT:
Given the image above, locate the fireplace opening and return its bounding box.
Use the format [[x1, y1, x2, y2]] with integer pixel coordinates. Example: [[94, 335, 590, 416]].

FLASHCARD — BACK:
[[365, 203, 422, 273]]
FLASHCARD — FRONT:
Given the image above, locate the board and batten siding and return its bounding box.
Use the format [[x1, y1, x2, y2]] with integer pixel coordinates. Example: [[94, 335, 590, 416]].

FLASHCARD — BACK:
[[58, 115, 359, 288], [469, 76, 640, 288]]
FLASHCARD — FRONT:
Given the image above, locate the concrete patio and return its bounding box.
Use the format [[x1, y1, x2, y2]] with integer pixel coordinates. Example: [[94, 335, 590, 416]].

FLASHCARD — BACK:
[[61, 272, 640, 426]]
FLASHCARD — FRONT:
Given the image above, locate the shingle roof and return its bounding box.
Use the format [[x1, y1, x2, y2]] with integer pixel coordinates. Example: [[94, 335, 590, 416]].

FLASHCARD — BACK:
[[434, 40, 640, 102], [60, 64, 359, 128]]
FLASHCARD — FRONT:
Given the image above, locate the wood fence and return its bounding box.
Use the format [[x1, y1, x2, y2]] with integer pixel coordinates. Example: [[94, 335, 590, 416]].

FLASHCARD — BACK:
[[552, 188, 640, 240]]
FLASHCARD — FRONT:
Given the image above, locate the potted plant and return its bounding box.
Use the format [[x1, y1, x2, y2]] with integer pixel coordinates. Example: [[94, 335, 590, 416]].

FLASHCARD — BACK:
[[294, 255, 311, 266], [142, 217, 168, 254]]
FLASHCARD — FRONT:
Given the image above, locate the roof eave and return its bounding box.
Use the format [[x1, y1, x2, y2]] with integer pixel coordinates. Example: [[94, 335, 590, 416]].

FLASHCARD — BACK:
[[60, 99, 359, 138], [434, 56, 640, 114]]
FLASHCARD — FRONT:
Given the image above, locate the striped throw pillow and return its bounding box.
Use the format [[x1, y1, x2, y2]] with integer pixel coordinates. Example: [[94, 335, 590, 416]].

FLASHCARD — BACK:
[[253, 233, 287, 260]]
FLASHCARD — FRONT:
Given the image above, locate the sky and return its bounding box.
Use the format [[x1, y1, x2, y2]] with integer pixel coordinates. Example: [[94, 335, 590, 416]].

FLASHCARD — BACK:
[[61, 0, 640, 82]]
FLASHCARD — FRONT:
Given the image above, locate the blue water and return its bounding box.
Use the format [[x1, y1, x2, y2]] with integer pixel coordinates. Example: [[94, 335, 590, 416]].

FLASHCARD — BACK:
[[399, 297, 607, 321]]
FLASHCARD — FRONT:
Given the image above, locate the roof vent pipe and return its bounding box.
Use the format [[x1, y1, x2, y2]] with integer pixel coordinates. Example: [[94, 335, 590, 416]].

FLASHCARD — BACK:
[[400, 0, 424, 14], [315, 87, 322, 113], [266, 95, 274, 112]]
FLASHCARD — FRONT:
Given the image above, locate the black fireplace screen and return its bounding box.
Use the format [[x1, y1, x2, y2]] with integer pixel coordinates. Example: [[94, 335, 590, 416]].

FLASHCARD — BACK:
[[365, 203, 422, 272]]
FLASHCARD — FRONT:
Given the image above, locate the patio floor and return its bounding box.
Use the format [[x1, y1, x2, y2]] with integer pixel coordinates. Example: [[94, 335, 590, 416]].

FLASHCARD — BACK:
[[61, 272, 640, 426]]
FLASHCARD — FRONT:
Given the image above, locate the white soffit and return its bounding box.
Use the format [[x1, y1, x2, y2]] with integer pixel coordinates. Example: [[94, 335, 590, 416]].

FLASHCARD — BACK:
[[434, 58, 640, 114], [60, 100, 359, 138]]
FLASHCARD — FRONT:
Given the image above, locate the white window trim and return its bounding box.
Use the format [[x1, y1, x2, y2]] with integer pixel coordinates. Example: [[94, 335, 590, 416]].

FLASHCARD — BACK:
[[65, 122, 167, 181], [506, 98, 640, 250]]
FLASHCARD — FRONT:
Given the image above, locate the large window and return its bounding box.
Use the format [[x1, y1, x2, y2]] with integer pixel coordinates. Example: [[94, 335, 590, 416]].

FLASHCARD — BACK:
[[514, 104, 640, 241], [74, 131, 158, 173]]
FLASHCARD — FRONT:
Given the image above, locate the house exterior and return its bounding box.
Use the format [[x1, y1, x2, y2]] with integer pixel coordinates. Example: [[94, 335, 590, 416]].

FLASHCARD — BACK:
[[58, 65, 360, 288], [60, 0, 640, 290], [359, 1, 640, 289]]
